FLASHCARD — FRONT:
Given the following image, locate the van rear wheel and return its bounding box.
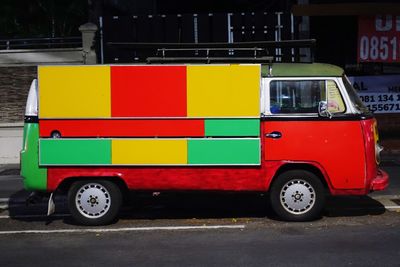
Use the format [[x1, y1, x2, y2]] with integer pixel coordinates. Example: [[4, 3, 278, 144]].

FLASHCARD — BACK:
[[270, 170, 325, 221], [68, 180, 122, 226]]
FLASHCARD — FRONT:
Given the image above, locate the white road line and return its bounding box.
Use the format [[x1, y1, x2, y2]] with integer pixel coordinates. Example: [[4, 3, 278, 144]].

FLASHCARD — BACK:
[[0, 225, 246, 235], [383, 205, 400, 209], [0, 214, 70, 219]]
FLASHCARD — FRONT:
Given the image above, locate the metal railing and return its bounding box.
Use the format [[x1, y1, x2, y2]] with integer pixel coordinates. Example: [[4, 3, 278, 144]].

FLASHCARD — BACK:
[[0, 37, 82, 50], [108, 39, 316, 63]]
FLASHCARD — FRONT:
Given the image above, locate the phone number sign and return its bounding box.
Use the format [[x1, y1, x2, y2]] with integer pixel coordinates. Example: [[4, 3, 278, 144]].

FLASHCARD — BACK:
[[348, 75, 400, 113], [358, 93, 400, 113], [358, 15, 400, 63]]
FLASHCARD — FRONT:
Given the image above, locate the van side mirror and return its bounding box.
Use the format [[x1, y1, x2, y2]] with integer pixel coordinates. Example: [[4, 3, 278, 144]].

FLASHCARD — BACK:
[[318, 101, 332, 119]]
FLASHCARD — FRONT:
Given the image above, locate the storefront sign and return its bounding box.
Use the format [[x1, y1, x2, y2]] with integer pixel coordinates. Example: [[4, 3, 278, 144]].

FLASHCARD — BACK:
[[348, 75, 400, 93], [348, 75, 400, 113], [357, 93, 400, 113], [358, 15, 400, 63]]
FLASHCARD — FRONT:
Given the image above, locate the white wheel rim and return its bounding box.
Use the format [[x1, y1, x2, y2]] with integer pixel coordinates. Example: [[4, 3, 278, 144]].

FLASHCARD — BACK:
[[280, 179, 316, 215], [75, 183, 111, 219]]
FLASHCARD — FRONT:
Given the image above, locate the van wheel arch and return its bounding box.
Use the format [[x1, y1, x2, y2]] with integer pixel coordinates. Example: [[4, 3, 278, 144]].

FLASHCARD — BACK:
[[58, 176, 128, 193], [270, 163, 331, 194]]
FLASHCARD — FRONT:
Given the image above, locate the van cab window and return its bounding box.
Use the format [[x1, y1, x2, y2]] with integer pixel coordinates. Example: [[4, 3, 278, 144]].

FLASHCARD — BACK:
[[269, 80, 345, 114], [342, 75, 370, 114], [326, 80, 345, 114]]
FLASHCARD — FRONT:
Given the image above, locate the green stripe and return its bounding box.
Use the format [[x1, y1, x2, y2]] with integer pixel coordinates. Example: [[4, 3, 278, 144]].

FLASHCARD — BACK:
[[205, 119, 260, 137], [188, 139, 260, 165], [21, 123, 48, 191], [40, 139, 111, 165]]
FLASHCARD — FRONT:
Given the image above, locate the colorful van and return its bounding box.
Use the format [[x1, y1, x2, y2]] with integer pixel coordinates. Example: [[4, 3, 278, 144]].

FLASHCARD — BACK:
[[21, 63, 389, 225]]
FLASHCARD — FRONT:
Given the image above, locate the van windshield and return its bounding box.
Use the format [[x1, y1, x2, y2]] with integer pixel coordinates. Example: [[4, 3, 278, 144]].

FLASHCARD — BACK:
[[342, 75, 371, 115]]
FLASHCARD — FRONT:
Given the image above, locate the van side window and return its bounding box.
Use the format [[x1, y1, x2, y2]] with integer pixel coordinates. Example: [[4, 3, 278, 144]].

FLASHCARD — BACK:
[[326, 80, 346, 114], [270, 80, 324, 114], [269, 80, 346, 115]]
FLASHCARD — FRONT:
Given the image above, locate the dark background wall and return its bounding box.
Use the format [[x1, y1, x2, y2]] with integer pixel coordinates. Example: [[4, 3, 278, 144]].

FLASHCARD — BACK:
[[0, 67, 36, 123], [310, 16, 358, 69], [101, 0, 294, 15], [0, 0, 87, 38]]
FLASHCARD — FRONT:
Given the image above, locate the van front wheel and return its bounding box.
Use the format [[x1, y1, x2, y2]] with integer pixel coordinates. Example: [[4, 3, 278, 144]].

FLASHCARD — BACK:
[[68, 180, 122, 226], [270, 170, 325, 221]]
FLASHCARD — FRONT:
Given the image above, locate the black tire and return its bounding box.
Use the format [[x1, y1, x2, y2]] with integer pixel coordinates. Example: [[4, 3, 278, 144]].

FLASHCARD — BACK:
[[68, 180, 122, 226], [269, 170, 325, 222]]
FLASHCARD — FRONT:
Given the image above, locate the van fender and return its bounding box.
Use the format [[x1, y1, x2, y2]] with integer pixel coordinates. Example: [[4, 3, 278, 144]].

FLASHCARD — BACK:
[[264, 160, 334, 194], [48, 170, 129, 193]]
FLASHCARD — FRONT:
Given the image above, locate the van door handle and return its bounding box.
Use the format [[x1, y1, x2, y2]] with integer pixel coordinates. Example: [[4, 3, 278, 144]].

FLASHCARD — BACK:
[[265, 131, 282, 139]]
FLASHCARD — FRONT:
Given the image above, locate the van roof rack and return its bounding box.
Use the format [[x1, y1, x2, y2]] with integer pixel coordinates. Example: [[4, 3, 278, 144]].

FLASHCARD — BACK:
[[146, 56, 274, 64], [107, 39, 315, 64]]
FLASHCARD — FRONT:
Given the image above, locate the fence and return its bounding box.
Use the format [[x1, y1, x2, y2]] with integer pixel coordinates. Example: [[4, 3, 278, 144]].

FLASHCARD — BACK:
[[0, 37, 82, 50], [102, 12, 298, 63]]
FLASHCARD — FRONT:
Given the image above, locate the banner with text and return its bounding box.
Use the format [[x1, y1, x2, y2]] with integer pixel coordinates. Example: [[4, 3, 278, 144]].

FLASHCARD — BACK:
[[348, 75, 400, 113], [358, 15, 400, 63]]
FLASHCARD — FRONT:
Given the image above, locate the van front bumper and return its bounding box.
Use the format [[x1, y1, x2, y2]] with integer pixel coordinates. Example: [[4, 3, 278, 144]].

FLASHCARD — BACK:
[[370, 169, 389, 191]]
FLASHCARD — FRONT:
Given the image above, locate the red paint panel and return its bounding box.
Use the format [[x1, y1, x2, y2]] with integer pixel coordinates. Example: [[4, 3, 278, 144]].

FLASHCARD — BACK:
[[47, 165, 268, 192], [361, 118, 378, 189], [263, 120, 366, 190], [44, 118, 373, 196], [39, 119, 204, 137], [111, 66, 187, 117], [45, 121, 268, 192], [46, 161, 367, 195]]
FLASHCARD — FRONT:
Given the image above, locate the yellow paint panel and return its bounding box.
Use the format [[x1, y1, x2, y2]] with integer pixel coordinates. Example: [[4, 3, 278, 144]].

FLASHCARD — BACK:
[[112, 139, 187, 165], [187, 65, 260, 117], [38, 66, 110, 118]]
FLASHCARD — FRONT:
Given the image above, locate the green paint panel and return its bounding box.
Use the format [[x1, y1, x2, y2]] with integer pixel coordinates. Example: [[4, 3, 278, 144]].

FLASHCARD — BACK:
[[40, 139, 111, 165], [188, 139, 260, 165], [21, 123, 48, 191], [205, 119, 260, 137]]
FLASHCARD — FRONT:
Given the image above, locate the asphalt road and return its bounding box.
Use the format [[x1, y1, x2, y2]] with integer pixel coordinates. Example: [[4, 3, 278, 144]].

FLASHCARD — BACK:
[[0, 175, 23, 199], [0, 162, 398, 266], [0, 213, 399, 267]]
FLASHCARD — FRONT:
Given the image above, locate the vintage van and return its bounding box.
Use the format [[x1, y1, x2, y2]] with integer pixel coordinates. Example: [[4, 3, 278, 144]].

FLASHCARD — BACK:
[[20, 63, 388, 225]]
